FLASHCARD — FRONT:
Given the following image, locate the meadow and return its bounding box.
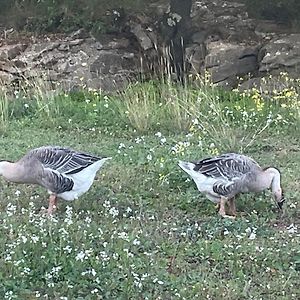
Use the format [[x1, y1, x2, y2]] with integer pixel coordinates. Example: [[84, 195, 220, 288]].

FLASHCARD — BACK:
[[0, 78, 300, 299]]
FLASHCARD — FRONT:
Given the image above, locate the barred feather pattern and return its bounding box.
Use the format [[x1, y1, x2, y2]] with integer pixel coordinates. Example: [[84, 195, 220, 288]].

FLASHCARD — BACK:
[[212, 180, 236, 196], [193, 153, 262, 198], [27, 146, 103, 175], [21, 146, 106, 195], [42, 170, 74, 194], [179, 153, 283, 209], [193, 153, 261, 179]]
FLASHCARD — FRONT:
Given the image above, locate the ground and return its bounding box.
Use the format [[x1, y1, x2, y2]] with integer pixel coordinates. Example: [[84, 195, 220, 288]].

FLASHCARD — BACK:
[[0, 84, 299, 299]]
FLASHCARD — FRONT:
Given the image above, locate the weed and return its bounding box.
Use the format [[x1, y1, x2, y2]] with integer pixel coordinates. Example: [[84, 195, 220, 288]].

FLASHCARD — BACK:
[[0, 91, 9, 134]]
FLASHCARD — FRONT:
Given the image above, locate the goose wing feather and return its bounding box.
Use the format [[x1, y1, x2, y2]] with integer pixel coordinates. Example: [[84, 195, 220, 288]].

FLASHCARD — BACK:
[[193, 153, 260, 180], [41, 169, 74, 194], [212, 180, 237, 197], [26, 146, 102, 175]]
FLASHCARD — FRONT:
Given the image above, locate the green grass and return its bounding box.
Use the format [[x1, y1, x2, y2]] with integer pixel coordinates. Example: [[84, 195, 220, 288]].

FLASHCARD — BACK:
[[0, 81, 300, 299]]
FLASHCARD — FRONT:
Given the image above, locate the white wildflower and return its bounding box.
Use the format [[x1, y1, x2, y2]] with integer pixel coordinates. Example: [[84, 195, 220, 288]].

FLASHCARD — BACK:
[[118, 232, 129, 241], [63, 245, 72, 253], [109, 207, 119, 218], [75, 251, 85, 261], [91, 289, 99, 294], [133, 239, 140, 246], [103, 201, 111, 208], [35, 291, 41, 298], [160, 137, 167, 144], [245, 227, 252, 233], [249, 232, 256, 240], [224, 228, 230, 235], [287, 224, 297, 234], [21, 236, 28, 244], [31, 235, 39, 243]]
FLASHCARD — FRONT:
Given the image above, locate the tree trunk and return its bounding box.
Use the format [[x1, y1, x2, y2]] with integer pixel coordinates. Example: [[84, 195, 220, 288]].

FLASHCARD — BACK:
[[159, 0, 193, 83]]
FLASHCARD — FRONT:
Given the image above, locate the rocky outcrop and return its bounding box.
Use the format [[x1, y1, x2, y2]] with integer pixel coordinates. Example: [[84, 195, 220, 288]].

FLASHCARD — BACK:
[[131, 0, 300, 90], [0, 0, 299, 92], [0, 35, 139, 91], [259, 34, 300, 76], [203, 42, 259, 87], [0, 44, 27, 60]]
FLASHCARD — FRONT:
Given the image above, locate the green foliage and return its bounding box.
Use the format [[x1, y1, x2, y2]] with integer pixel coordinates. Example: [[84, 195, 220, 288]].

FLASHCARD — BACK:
[[0, 79, 299, 298], [0, 0, 148, 33], [114, 78, 300, 152]]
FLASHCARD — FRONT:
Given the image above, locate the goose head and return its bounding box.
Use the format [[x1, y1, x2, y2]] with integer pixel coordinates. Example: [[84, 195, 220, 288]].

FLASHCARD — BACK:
[[263, 167, 285, 209], [0, 161, 9, 176], [0, 160, 18, 181]]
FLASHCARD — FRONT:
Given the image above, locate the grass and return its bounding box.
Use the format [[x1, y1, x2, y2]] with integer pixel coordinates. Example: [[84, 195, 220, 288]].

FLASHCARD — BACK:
[[0, 79, 300, 299], [0, 90, 9, 134]]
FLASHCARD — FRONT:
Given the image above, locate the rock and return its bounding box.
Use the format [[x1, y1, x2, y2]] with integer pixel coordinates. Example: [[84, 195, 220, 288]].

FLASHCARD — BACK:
[[0, 44, 27, 60], [94, 42, 104, 50], [45, 70, 60, 81], [0, 70, 15, 84], [0, 61, 21, 75], [186, 43, 206, 73], [69, 39, 85, 47], [204, 41, 259, 86], [89, 74, 132, 92], [239, 76, 293, 95], [0, 0, 299, 93], [191, 0, 259, 44], [87, 50, 138, 91], [90, 50, 137, 75], [39, 52, 65, 67], [191, 31, 210, 44], [11, 59, 27, 68], [130, 24, 153, 50], [34, 42, 60, 60], [58, 43, 70, 51], [107, 38, 130, 50], [216, 15, 238, 24], [57, 61, 71, 74], [259, 34, 300, 76], [255, 20, 293, 39], [69, 28, 89, 40]]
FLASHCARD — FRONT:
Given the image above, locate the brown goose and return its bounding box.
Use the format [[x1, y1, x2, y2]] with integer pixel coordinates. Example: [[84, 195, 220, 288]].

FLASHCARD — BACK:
[[0, 146, 111, 214], [178, 153, 285, 218]]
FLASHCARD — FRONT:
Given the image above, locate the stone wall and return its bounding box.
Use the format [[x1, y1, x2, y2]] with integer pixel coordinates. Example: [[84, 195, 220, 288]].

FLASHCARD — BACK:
[[0, 0, 299, 92]]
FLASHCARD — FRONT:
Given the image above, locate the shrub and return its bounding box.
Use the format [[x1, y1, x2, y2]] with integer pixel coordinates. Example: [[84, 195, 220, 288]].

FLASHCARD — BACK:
[[0, 0, 150, 33]]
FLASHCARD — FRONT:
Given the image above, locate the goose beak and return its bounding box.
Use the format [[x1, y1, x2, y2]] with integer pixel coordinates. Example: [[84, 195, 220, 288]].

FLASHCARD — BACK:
[[277, 198, 285, 209], [275, 190, 285, 209]]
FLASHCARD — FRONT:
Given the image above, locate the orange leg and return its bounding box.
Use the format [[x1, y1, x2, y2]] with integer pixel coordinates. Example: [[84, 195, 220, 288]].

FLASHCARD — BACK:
[[228, 197, 237, 216], [218, 197, 235, 219], [47, 194, 58, 214]]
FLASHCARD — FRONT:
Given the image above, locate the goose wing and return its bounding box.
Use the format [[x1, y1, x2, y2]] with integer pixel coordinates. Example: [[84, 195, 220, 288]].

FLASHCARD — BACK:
[[27, 146, 102, 175], [41, 169, 74, 194], [193, 153, 260, 180], [212, 179, 237, 197]]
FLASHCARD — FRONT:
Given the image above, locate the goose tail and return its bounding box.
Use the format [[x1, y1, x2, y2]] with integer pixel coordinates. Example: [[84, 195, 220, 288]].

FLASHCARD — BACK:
[[178, 160, 196, 173], [90, 156, 112, 172]]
